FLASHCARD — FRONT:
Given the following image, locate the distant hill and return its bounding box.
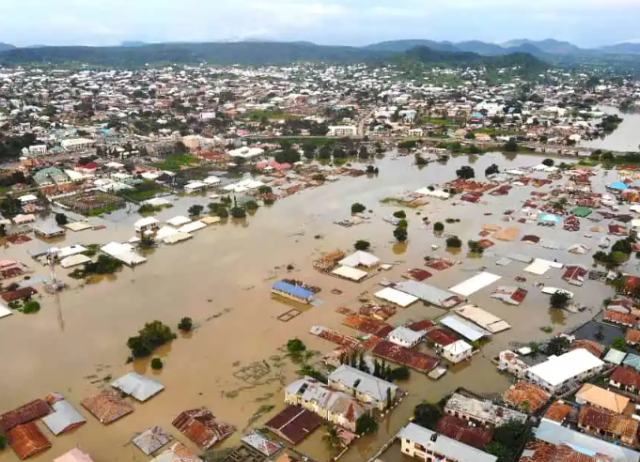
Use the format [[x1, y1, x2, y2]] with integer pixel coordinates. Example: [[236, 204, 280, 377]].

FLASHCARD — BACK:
[[503, 39, 581, 55], [0, 43, 16, 52], [121, 41, 148, 47], [454, 40, 507, 55], [600, 42, 640, 54], [364, 40, 459, 53]]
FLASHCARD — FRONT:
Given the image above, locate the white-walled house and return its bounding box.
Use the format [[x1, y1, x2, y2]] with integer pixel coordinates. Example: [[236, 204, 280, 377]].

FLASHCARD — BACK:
[[328, 365, 398, 410], [525, 348, 605, 394]]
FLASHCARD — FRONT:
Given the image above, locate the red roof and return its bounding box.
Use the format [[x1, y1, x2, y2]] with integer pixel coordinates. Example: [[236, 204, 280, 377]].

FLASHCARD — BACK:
[[406, 320, 436, 332], [603, 310, 637, 327], [1, 287, 38, 302], [611, 367, 640, 390], [264, 405, 323, 445], [373, 340, 439, 372], [0, 400, 50, 433], [426, 328, 458, 346], [173, 408, 235, 450], [75, 162, 99, 170], [436, 415, 493, 449], [7, 423, 51, 460]]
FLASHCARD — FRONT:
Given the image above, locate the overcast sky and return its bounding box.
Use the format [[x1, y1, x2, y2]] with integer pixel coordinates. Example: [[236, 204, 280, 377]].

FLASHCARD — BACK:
[[1, 0, 639, 47]]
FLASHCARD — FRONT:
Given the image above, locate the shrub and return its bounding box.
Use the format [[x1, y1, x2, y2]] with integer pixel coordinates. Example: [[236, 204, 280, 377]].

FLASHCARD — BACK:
[[55, 213, 68, 226], [188, 205, 204, 217], [230, 206, 246, 218], [22, 301, 40, 314], [393, 210, 406, 219], [393, 226, 408, 242], [151, 358, 164, 370], [178, 317, 193, 332], [542, 158, 555, 167], [434, 222, 444, 232], [351, 203, 366, 214], [550, 291, 571, 309], [354, 240, 371, 251], [397, 219, 408, 229], [127, 321, 177, 359], [446, 236, 462, 248]]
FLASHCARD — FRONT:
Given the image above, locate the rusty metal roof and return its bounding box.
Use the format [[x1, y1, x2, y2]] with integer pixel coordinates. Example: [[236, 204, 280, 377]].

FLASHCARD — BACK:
[[503, 381, 550, 414], [264, 405, 322, 445], [7, 423, 51, 460], [0, 399, 51, 433], [81, 389, 133, 424], [172, 408, 235, 450]]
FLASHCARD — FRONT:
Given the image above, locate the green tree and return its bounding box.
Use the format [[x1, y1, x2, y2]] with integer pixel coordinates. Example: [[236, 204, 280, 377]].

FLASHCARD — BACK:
[[434, 222, 444, 232], [188, 205, 203, 217], [55, 213, 68, 226], [542, 158, 555, 167], [393, 210, 406, 219], [485, 164, 500, 176], [415, 154, 428, 166], [492, 419, 533, 452], [390, 365, 410, 381], [612, 337, 628, 351], [127, 321, 177, 359], [356, 412, 379, 435], [322, 424, 343, 455], [484, 441, 511, 462], [258, 185, 273, 195], [456, 165, 475, 179], [22, 301, 41, 314], [413, 403, 442, 430], [178, 317, 193, 332], [393, 226, 408, 242], [151, 358, 163, 370], [386, 387, 393, 410], [546, 336, 570, 356], [354, 240, 371, 251], [0, 434, 6, 450], [351, 203, 366, 214], [230, 206, 246, 218], [397, 219, 408, 229], [467, 240, 484, 254], [504, 139, 518, 152], [549, 291, 571, 309], [446, 236, 462, 248]]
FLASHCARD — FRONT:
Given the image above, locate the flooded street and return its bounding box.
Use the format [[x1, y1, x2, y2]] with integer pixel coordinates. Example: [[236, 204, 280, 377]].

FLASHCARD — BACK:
[[581, 106, 640, 152], [0, 152, 620, 462]]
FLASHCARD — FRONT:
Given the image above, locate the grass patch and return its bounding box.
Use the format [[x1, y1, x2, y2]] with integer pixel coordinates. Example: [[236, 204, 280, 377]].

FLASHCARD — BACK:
[[85, 203, 124, 216], [540, 326, 553, 334], [154, 154, 199, 172]]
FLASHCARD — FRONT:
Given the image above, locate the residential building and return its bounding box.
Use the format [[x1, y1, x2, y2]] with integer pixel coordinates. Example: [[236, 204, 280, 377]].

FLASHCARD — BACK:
[[444, 393, 527, 427], [397, 423, 497, 462], [328, 125, 357, 137], [524, 348, 605, 394], [284, 377, 367, 432], [33, 167, 70, 186], [60, 138, 96, 152], [578, 405, 638, 446], [442, 340, 473, 364], [328, 365, 398, 410], [610, 366, 640, 395], [387, 326, 426, 348], [575, 384, 630, 414]]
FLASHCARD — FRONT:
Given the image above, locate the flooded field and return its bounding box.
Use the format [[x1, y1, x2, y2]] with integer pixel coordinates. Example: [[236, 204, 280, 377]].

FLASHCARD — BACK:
[[0, 152, 622, 462], [581, 106, 640, 152]]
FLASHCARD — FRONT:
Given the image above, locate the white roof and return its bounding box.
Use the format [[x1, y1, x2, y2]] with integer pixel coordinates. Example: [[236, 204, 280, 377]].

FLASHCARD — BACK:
[[184, 181, 207, 191], [156, 226, 179, 240], [43, 400, 86, 435], [444, 339, 473, 355], [329, 365, 398, 402], [163, 232, 193, 245], [111, 372, 164, 402], [228, 147, 264, 158], [541, 287, 574, 299], [440, 315, 490, 342], [331, 265, 368, 281], [54, 449, 96, 462], [101, 242, 147, 266], [143, 197, 171, 207], [166, 216, 191, 227], [179, 220, 206, 233], [18, 194, 38, 202], [339, 251, 380, 268], [375, 287, 419, 307], [450, 272, 501, 297], [134, 217, 160, 229], [56, 244, 88, 259], [0, 303, 12, 320], [526, 348, 605, 387], [203, 176, 221, 185], [387, 326, 425, 345], [415, 188, 451, 199], [453, 304, 511, 333], [60, 254, 92, 268]]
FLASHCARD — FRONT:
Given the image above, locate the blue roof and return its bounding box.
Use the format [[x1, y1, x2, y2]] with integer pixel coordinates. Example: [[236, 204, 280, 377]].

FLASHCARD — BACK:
[[623, 353, 640, 371], [611, 182, 628, 190], [540, 213, 562, 223], [471, 112, 485, 119], [272, 281, 314, 300]]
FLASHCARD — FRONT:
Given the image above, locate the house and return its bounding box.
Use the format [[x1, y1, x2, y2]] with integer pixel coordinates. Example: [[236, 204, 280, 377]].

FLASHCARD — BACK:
[[54, 448, 97, 462], [604, 310, 637, 328], [387, 326, 426, 348], [284, 377, 367, 432], [543, 401, 572, 424], [328, 126, 357, 137], [264, 405, 323, 445], [134, 217, 160, 233], [132, 426, 173, 456], [111, 373, 164, 402], [42, 395, 85, 435], [502, 381, 550, 414], [150, 443, 203, 462], [435, 415, 493, 449], [7, 423, 52, 460], [172, 408, 235, 450], [339, 251, 380, 268], [32, 167, 70, 186], [74, 162, 99, 174], [578, 405, 638, 446], [0, 399, 51, 433], [575, 384, 630, 414], [397, 423, 497, 462], [442, 340, 473, 364], [328, 365, 398, 410], [32, 224, 65, 239], [524, 348, 605, 394], [81, 389, 133, 424], [627, 329, 640, 346], [61, 138, 96, 152], [444, 393, 527, 427], [610, 366, 640, 395]]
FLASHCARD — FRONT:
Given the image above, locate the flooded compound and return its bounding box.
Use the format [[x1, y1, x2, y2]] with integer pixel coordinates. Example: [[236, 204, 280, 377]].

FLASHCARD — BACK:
[[0, 152, 622, 462]]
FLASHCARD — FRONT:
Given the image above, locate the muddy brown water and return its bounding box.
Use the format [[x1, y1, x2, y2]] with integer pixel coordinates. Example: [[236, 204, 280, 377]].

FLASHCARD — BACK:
[[0, 152, 622, 462]]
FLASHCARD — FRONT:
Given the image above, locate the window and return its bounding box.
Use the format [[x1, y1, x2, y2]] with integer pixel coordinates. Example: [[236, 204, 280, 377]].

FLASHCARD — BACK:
[[415, 443, 426, 452]]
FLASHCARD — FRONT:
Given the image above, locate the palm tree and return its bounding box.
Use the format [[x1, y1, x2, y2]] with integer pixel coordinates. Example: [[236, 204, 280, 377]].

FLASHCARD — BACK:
[[323, 424, 342, 455]]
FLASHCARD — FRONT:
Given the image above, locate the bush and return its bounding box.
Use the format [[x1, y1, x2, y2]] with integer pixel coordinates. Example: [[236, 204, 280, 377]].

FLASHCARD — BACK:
[[351, 203, 366, 214], [542, 158, 555, 167], [393, 210, 406, 219], [178, 317, 193, 332], [151, 358, 163, 370], [356, 412, 379, 436], [55, 213, 68, 226], [258, 185, 273, 194], [0, 434, 6, 450], [397, 219, 408, 229], [22, 301, 40, 314], [413, 403, 442, 430], [612, 337, 627, 351], [446, 236, 462, 248], [127, 321, 177, 359], [230, 206, 246, 218], [354, 240, 371, 251], [485, 164, 500, 176], [456, 166, 475, 179], [434, 222, 444, 232], [467, 240, 484, 254], [550, 291, 571, 309], [393, 226, 408, 242], [245, 200, 259, 211], [188, 205, 204, 217]]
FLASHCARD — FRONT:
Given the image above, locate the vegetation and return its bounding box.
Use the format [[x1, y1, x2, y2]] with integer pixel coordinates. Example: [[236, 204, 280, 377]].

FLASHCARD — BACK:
[[393, 210, 406, 219], [354, 240, 371, 251], [127, 320, 177, 359], [456, 165, 475, 179], [230, 206, 247, 218], [22, 300, 41, 314], [351, 202, 366, 214], [542, 158, 555, 167], [434, 221, 444, 232], [286, 338, 310, 363], [413, 403, 442, 430], [323, 424, 343, 455], [546, 336, 570, 356], [485, 164, 500, 176], [208, 202, 229, 218], [467, 240, 484, 254], [415, 154, 429, 166], [549, 291, 571, 310], [120, 180, 170, 202], [151, 358, 164, 370], [397, 219, 408, 229], [297, 364, 327, 382], [612, 337, 628, 351], [393, 226, 408, 242], [484, 419, 533, 462], [0, 434, 6, 450], [188, 204, 204, 217], [55, 213, 68, 226], [154, 154, 199, 172], [244, 200, 259, 211], [69, 255, 124, 279], [356, 412, 379, 435], [178, 317, 193, 332], [503, 139, 519, 152], [446, 236, 462, 248], [138, 203, 163, 215]]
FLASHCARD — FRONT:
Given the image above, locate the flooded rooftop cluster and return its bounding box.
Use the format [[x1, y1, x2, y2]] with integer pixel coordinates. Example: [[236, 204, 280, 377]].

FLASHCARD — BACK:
[[1, 60, 640, 462]]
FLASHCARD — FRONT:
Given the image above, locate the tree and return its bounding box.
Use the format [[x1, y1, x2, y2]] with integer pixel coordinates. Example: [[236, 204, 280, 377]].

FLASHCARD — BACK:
[[22, 301, 41, 314], [178, 317, 193, 332], [245, 200, 259, 211], [550, 291, 571, 310], [230, 206, 246, 218], [456, 165, 475, 179], [546, 336, 570, 356], [151, 358, 163, 370], [354, 240, 371, 251], [393, 210, 406, 219], [485, 164, 500, 176], [386, 387, 393, 410], [467, 240, 484, 254], [390, 365, 410, 381], [393, 226, 408, 242], [397, 219, 408, 229], [493, 419, 533, 453], [434, 222, 444, 232], [0, 434, 6, 450], [542, 158, 555, 167], [188, 205, 203, 217], [413, 403, 442, 430], [127, 321, 177, 359], [55, 213, 68, 226], [356, 412, 379, 435], [258, 185, 273, 195], [415, 154, 428, 166], [612, 337, 628, 351], [504, 139, 518, 152], [351, 203, 366, 214], [465, 131, 475, 140], [446, 236, 462, 248], [322, 424, 343, 455], [484, 441, 511, 462]]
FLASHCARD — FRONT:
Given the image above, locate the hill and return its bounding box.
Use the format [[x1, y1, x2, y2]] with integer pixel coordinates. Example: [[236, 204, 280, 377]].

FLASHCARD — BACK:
[[600, 42, 640, 54], [503, 39, 581, 55], [364, 40, 459, 53], [0, 43, 16, 52]]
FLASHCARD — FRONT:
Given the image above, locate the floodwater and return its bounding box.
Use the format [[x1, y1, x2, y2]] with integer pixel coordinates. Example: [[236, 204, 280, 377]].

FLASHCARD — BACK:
[[581, 106, 640, 152], [0, 152, 621, 462]]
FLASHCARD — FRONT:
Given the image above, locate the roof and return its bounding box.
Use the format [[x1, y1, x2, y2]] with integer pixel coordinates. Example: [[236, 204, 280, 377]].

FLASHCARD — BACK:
[[571, 340, 605, 358], [577, 384, 629, 414], [453, 304, 511, 334], [166, 216, 191, 227], [60, 254, 92, 268], [132, 426, 173, 455], [427, 328, 458, 346], [612, 366, 640, 390], [440, 315, 490, 342], [285, 378, 367, 422], [81, 389, 134, 424], [0, 399, 50, 433], [332, 265, 368, 281], [543, 401, 573, 423], [241, 431, 283, 457], [526, 348, 605, 387], [111, 372, 164, 402], [397, 423, 497, 462], [42, 400, 85, 435], [535, 418, 640, 462], [623, 353, 640, 371], [328, 365, 398, 403], [272, 281, 314, 300], [375, 287, 418, 307], [605, 349, 628, 365], [179, 220, 207, 233], [54, 448, 96, 462], [394, 280, 462, 308], [449, 272, 502, 297], [503, 381, 550, 413], [0, 302, 12, 320], [339, 251, 380, 268], [134, 217, 160, 229], [435, 415, 493, 449], [7, 422, 51, 460], [150, 443, 203, 462], [445, 393, 527, 427], [578, 405, 638, 441], [264, 405, 323, 445], [172, 408, 235, 450], [443, 340, 473, 355], [387, 326, 425, 345], [372, 340, 439, 372]]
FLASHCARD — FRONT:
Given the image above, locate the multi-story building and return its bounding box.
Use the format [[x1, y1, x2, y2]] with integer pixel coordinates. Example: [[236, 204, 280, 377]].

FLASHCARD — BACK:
[[525, 348, 605, 394], [328, 365, 398, 411], [444, 393, 527, 427]]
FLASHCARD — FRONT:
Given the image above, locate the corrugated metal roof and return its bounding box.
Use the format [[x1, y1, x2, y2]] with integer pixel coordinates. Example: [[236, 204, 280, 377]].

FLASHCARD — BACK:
[[42, 400, 85, 435], [0, 400, 50, 433], [7, 422, 51, 460], [132, 426, 172, 455], [111, 372, 164, 402], [81, 389, 133, 424], [272, 281, 314, 300], [172, 408, 235, 450], [440, 315, 491, 342]]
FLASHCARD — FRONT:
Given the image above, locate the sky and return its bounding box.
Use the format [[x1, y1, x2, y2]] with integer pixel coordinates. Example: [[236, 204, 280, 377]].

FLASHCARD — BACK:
[[1, 0, 640, 48]]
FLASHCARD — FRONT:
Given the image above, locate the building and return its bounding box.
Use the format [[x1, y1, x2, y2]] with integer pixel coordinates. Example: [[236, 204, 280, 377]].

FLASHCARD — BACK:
[[271, 281, 314, 304], [134, 217, 161, 233], [576, 383, 630, 414], [228, 146, 264, 159], [502, 381, 550, 414], [60, 138, 96, 152], [387, 326, 426, 348], [578, 405, 638, 446], [328, 126, 357, 137], [54, 448, 97, 462], [264, 405, 323, 445], [397, 423, 497, 462], [284, 377, 367, 432], [610, 366, 640, 395], [442, 340, 473, 364], [525, 348, 605, 394], [444, 393, 527, 427], [172, 408, 235, 450], [33, 167, 70, 186], [328, 365, 398, 410], [111, 373, 164, 402]]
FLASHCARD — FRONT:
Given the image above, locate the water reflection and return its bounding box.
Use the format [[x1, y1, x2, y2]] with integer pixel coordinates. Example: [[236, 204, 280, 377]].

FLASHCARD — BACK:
[[549, 307, 567, 326], [392, 242, 408, 255]]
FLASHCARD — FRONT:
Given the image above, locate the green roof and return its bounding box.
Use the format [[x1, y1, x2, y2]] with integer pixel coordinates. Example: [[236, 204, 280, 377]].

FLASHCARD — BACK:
[[572, 207, 592, 218]]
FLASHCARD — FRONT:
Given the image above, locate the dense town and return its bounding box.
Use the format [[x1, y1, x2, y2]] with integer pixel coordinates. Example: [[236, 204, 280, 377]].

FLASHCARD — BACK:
[[3, 59, 640, 462]]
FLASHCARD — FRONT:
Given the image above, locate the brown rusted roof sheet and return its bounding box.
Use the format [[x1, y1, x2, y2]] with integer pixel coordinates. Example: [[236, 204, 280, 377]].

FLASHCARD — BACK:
[[0, 287, 37, 302], [435, 415, 493, 449], [570, 340, 604, 358], [343, 315, 394, 338], [81, 389, 133, 424], [543, 401, 572, 423], [579, 405, 639, 441], [503, 381, 550, 413], [172, 408, 235, 450], [627, 329, 640, 345], [426, 328, 457, 347], [603, 309, 637, 327], [0, 399, 51, 433], [611, 366, 640, 390], [372, 340, 439, 372], [7, 423, 51, 460], [264, 405, 323, 445], [406, 319, 436, 332]]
